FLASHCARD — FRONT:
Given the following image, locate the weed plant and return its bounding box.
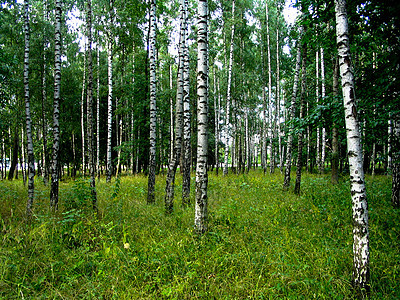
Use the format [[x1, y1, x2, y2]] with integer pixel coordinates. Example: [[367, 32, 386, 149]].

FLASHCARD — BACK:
[[0, 170, 398, 299]]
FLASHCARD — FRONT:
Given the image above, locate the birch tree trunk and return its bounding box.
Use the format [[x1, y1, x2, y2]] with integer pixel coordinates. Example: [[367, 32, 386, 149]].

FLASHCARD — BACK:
[[147, 0, 157, 203], [81, 45, 87, 176], [165, 0, 186, 212], [86, 0, 97, 211], [23, 0, 35, 219], [266, 1, 274, 174], [294, 45, 307, 195], [335, 0, 369, 293], [96, 34, 100, 179], [195, 0, 209, 234], [213, 67, 219, 175], [320, 47, 326, 173], [276, 27, 283, 174], [106, 37, 113, 182], [182, 0, 191, 205], [315, 50, 320, 172], [50, 0, 62, 209], [283, 39, 301, 190], [41, 3, 49, 185], [223, 0, 235, 176], [331, 58, 339, 185], [392, 117, 400, 207], [387, 118, 392, 172]]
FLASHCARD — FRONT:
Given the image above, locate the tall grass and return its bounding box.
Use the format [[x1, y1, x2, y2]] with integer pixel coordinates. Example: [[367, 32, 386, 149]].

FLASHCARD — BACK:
[[0, 170, 398, 299]]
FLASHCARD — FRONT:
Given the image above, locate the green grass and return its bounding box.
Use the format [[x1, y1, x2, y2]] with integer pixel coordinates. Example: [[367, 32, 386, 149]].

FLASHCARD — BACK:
[[0, 170, 399, 299]]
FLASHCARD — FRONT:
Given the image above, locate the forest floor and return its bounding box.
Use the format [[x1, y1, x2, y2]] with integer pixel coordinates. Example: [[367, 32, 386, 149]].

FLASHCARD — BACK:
[[0, 170, 399, 299]]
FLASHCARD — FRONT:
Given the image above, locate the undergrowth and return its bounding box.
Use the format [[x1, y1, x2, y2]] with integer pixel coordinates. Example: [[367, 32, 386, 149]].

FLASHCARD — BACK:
[[0, 170, 398, 299]]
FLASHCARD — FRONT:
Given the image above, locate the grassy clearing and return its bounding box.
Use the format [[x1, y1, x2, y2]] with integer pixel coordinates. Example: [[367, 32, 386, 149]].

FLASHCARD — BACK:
[[0, 170, 399, 299]]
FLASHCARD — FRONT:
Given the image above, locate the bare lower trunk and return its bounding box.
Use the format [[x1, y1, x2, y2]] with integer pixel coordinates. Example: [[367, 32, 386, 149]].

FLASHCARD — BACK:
[[392, 117, 400, 207]]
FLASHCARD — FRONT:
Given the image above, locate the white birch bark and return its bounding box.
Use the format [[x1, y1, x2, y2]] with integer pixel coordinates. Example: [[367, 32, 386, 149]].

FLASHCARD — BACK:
[[50, 0, 62, 209], [147, 0, 157, 203], [23, 0, 35, 219], [388, 118, 392, 171], [106, 37, 113, 182], [165, 0, 186, 212], [182, 0, 191, 205], [283, 38, 301, 190], [335, 0, 369, 292], [320, 47, 326, 172], [81, 44, 87, 176], [276, 27, 283, 173], [195, 0, 209, 234], [213, 67, 219, 174], [315, 50, 320, 171], [392, 117, 400, 207], [86, 0, 97, 210], [96, 35, 100, 179], [266, 1, 274, 174], [223, 0, 235, 176]]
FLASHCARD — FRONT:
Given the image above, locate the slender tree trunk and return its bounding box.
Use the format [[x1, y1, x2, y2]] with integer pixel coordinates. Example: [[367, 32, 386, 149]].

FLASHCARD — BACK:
[[266, 1, 274, 174], [387, 118, 392, 173], [335, 0, 369, 293], [86, 0, 97, 211], [50, 0, 62, 209], [23, 0, 35, 219], [169, 64, 174, 163], [392, 116, 400, 207], [315, 50, 320, 172], [294, 45, 307, 195], [276, 26, 282, 174], [320, 47, 326, 173], [283, 39, 301, 190], [96, 34, 100, 180], [81, 45, 87, 176], [106, 38, 113, 182], [147, 0, 157, 203], [195, 0, 209, 234], [331, 58, 340, 185], [182, 0, 191, 205], [213, 67, 219, 175], [223, 0, 235, 176], [165, 0, 186, 212]]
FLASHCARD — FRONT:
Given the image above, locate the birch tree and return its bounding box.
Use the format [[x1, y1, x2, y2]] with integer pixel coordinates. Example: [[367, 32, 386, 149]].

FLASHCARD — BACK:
[[335, 0, 369, 293], [106, 3, 114, 183], [182, 0, 191, 205], [50, 0, 62, 209], [195, 0, 208, 234], [283, 37, 301, 190], [392, 117, 400, 207], [165, 0, 186, 212], [294, 44, 307, 195], [23, 0, 35, 219], [147, 0, 157, 203], [223, 0, 235, 176], [86, 0, 97, 210]]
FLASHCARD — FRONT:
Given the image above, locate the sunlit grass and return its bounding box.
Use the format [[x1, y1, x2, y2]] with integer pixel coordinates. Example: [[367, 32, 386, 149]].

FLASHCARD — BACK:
[[0, 170, 398, 298]]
